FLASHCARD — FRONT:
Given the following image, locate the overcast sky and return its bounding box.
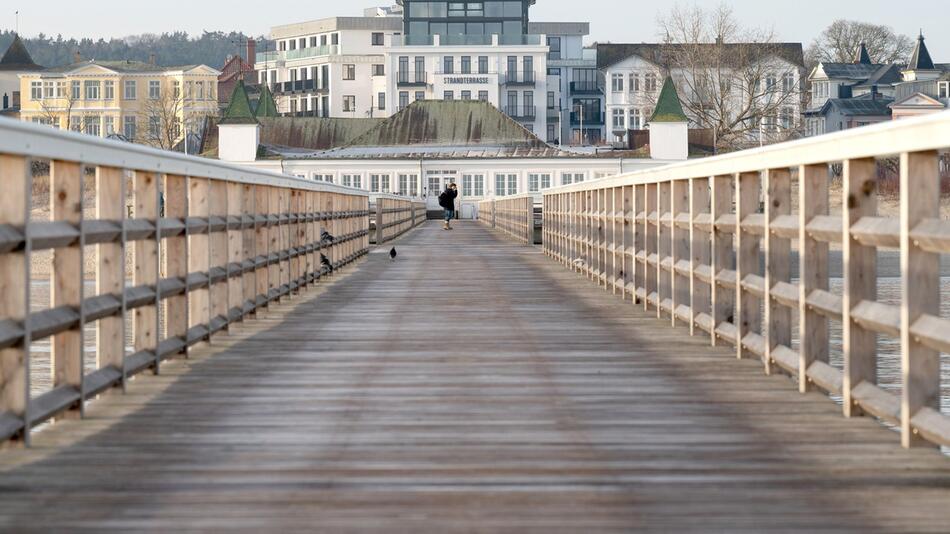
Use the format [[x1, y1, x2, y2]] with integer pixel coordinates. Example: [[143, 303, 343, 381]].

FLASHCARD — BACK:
[[5, 0, 947, 58]]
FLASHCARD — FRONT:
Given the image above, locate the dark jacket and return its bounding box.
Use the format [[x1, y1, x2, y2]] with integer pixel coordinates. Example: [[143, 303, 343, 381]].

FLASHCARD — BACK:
[[439, 188, 458, 210]]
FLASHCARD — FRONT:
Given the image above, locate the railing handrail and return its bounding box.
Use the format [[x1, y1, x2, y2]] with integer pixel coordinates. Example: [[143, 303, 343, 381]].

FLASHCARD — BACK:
[[0, 118, 367, 196], [546, 110, 950, 195]]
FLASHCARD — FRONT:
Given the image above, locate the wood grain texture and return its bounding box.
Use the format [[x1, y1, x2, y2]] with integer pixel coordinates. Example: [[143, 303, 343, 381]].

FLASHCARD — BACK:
[[3, 222, 950, 531]]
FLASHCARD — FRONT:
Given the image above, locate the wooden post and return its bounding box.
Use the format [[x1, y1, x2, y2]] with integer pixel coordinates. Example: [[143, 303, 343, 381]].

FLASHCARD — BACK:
[[242, 184, 256, 316], [268, 186, 280, 296], [764, 169, 791, 375], [227, 182, 244, 320], [842, 158, 877, 416], [710, 175, 734, 347], [799, 164, 829, 392], [633, 184, 644, 305], [376, 200, 384, 245], [96, 166, 126, 381], [134, 171, 160, 372], [0, 155, 30, 441], [254, 185, 269, 311], [735, 171, 761, 360], [51, 161, 84, 411], [690, 177, 710, 337], [164, 174, 188, 357], [672, 179, 689, 327], [188, 176, 211, 342], [645, 183, 657, 311], [900, 150, 940, 449], [623, 186, 634, 301], [657, 182, 671, 318]]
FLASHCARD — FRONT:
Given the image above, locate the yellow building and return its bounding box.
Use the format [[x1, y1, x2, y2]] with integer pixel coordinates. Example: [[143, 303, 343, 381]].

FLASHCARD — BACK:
[[19, 59, 221, 150]]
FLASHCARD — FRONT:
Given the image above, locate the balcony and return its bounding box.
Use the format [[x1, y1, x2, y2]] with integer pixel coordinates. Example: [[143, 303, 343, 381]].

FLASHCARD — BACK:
[[569, 81, 603, 95], [256, 45, 340, 64], [397, 70, 428, 87], [570, 111, 603, 126], [392, 34, 543, 47], [505, 105, 537, 121], [503, 71, 536, 86], [272, 80, 328, 95]]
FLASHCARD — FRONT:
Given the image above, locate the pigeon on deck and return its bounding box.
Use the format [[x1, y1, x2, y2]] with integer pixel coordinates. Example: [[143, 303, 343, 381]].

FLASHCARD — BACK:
[[320, 253, 333, 273], [390, 247, 397, 262], [320, 230, 335, 245]]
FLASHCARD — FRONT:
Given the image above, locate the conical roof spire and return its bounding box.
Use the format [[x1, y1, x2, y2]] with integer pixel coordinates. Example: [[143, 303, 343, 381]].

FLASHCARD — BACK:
[[0, 33, 43, 71], [908, 31, 935, 71], [650, 76, 688, 123], [255, 83, 279, 118], [219, 80, 258, 124], [856, 42, 872, 65]]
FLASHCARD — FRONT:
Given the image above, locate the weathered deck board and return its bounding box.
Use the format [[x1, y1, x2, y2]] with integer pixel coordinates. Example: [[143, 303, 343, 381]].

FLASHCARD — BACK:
[[1, 221, 950, 531]]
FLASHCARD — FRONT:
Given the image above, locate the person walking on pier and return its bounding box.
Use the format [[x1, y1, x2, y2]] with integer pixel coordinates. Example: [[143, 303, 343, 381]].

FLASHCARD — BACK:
[[439, 183, 458, 230]]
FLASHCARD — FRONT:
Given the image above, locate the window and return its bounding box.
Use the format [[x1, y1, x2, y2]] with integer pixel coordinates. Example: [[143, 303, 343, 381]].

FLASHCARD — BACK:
[[443, 56, 454, 74], [461, 90, 471, 100], [71, 80, 81, 99], [371, 174, 380, 192], [342, 174, 362, 188], [527, 173, 551, 192], [612, 108, 624, 129], [462, 174, 484, 197], [43, 81, 54, 99], [478, 56, 488, 74], [372, 64, 385, 76], [196, 81, 204, 100], [399, 174, 410, 194], [611, 73, 624, 92], [644, 73, 657, 92], [940, 82, 950, 99], [103, 115, 114, 136], [630, 108, 641, 129], [415, 91, 425, 102], [378, 92, 386, 111], [149, 80, 161, 99], [30, 81, 41, 100], [782, 72, 796, 93], [547, 36, 561, 60], [85, 116, 100, 136], [399, 91, 409, 109], [342, 95, 356, 112], [548, 67, 561, 76], [561, 172, 584, 185], [523, 56, 533, 82], [104, 81, 114, 100], [409, 174, 418, 196], [309, 36, 317, 47], [372, 32, 384, 46], [123, 116, 136, 139], [495, 173, 517, 196], [547, 91, 556, 110], [630, 73, 640, 92], [184, 81, 193, 99], [343, 64, 355, 80], [444, 91, 454, 101], [55, 81, 65, 98], [148, 116, 160, 138], [780, 106, 794, 129], [289, 39, 297, 51], [478, 90, 488, 101], [547, 123, 556, 143], [461, 56, 471, 74]]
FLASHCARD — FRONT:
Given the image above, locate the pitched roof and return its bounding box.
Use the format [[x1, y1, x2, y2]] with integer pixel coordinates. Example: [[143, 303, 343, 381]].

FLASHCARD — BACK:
[[856, 43, 872, 65], [890, 92, 945, 109], [597, 42, 805, 70], [908, 32, 936, 71], [818, 63, 882, 80], [42, 59, 205, 73], [219, 80, 258, 125], [255, 84, 279, 118], [344, 100, 548, 148], [0, 34, 43, 71], [650, 77, 688, 123], [852, 64, 903, 88], [821, 93, 894, 116]]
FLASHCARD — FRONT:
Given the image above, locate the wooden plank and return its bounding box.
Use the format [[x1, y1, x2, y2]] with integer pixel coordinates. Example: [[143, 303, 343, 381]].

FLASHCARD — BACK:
[[798, 164, 829, 393], [164, 174, 188, 360], [51, 160, 84, 413], [254, 186, 269, 310], [671, 180, 689, 327], [0, 155, 29, 441], [710, 176, 734, 348], [134, 171, 160, 373], [900, 150, 940, 448], [842, 158, 877, 418], [210, 180, 229, 327], [227, 183, 245, 318], [95, 166, 125, 382], [764, 168, 791, 376], [735, 172, 760, 361], [689, 178, 710, 337], [188, 177, 211, 342]]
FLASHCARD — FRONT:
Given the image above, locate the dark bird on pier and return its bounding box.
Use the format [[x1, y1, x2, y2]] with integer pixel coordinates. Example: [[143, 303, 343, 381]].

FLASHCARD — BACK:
[[390, 247, 397, 261], [320, 253, 333, 273], [321, 230, 335, 244]]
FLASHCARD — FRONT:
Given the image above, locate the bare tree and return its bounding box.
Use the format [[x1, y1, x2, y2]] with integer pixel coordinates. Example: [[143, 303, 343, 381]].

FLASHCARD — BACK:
[[139, 86, 185, 150], [37, 81, 90, 132], [656, 3, 805, 152], [806, 20, 913, 67]]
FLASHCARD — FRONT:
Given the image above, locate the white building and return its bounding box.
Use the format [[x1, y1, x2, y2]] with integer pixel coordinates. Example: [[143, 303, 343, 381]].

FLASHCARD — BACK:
[[0, 34, 44, 117]]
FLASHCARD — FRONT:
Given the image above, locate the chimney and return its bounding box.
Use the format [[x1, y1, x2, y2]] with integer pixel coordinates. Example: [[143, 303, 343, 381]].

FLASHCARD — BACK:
[[715, 35, 724, 45], [149, 53, 156, 65], [73, 51, 82, 63], [246, 38, 256, 69]]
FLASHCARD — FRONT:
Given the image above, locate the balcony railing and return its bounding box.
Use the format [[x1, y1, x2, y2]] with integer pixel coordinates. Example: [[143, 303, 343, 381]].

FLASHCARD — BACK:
[[396, 70, 428, 86], [393, 34, 542, 47], [569, 81, 604, 94], [503, 70, 536, 86], [272, 80, 328, 94], [570, 111, 604, 125], [256, 45, 340, 64], [504, 105, 537, 121]]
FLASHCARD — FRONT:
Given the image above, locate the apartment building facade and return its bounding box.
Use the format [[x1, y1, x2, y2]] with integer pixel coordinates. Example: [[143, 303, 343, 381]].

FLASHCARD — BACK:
[[18, 59, 220, 148]]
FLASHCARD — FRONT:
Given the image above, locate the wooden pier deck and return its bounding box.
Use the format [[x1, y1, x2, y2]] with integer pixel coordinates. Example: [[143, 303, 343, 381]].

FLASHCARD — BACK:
[[2, 221, 950, 532]]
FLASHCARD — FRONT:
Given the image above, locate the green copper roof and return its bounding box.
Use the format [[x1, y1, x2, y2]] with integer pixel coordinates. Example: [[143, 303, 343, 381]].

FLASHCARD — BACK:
[[220, 80, 258, 125], [650, 77, 688, 123], [255, 84, 279, 118]]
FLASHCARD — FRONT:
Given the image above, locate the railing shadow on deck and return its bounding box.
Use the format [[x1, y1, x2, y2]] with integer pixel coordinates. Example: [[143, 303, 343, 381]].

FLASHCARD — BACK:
[[0, 119, 371, 445], [483, 110, 950, 451]]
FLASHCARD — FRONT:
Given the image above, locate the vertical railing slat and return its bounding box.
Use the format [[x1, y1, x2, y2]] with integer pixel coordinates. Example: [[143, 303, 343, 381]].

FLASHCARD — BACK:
[[798, 164, 829, 392], [765, 168, 791, 375]]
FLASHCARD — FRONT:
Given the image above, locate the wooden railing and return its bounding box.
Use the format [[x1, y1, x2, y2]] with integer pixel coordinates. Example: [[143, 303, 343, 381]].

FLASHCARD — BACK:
[[371, 195, 426, 244], [478, 195, 534, 244], [542, 110, 950, 450], [0, 120, 370, 445]]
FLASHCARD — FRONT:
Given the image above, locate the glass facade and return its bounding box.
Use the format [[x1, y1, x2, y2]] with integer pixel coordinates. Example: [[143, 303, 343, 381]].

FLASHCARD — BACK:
[[403, 1, 531, 37]]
